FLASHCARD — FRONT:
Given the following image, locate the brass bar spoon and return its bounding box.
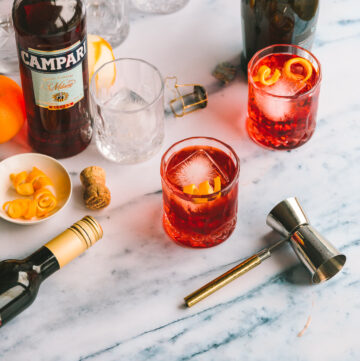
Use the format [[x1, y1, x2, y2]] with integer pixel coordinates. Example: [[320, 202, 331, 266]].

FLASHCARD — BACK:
[[184, 239, 286, 307]]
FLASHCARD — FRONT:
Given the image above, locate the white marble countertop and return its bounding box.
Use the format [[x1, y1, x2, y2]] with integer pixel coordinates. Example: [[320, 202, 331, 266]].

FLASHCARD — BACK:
[[1, 0, 360, 360]]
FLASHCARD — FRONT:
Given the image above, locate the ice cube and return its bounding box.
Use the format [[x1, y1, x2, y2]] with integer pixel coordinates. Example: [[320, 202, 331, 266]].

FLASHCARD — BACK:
[[267, 77, 306, 97], [255, 92, 292, 121], [98, 87, 157, 155], [104, 88, 148, 110], [255, 77, 306, 121], [169, 149, 228, 188]]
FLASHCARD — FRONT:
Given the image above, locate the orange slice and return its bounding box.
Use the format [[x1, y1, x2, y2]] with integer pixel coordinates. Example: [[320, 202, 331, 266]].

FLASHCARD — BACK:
[[253, 65, 281, 86], [283, 57, 313, 82], [88, 34, 116, 88]]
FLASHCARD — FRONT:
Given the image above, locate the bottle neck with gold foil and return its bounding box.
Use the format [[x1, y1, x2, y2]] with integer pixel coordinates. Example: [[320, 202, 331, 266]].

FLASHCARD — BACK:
[[44, 216, 103, 269], [0, 216, 102, 328]]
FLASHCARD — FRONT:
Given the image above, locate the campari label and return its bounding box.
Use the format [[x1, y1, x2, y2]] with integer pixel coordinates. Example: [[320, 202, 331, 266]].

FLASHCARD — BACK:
[[19, 38, 87, 110]]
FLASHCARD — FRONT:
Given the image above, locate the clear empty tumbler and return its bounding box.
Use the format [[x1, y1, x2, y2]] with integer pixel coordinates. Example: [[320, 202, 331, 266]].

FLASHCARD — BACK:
[[90, 58, 165, 164]]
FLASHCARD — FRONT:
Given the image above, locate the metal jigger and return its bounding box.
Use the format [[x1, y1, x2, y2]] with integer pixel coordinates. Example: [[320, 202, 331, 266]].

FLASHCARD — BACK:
[[184, 197, 346, 307], [267, 197, 346, 283]]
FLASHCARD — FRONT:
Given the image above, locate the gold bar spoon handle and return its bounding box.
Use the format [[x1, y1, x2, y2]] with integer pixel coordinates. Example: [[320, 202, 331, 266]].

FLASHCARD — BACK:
[[184, 249, 271, 307]]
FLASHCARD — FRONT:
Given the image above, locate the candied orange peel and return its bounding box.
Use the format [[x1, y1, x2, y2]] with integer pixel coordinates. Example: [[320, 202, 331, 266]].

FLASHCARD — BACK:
[[3, 167, 57, 220], [9, 166, 53, 196], [183, 176, 221, 204], [3, 198, 39, 220], [34, 188, 57, 217], [253, 65, 281, 86], [283, 57, 313, 82], [10, 171, 33, 195]]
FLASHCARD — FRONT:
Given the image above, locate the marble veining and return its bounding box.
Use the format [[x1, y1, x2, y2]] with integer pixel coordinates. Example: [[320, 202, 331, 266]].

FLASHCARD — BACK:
[[1, 0, 360, 360]]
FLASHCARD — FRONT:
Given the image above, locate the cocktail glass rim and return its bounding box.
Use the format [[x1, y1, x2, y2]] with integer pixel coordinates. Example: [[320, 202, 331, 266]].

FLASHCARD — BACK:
[[90, 57, 164, 114], [248, 44, 322, 100], [160, 136, 240, 201]]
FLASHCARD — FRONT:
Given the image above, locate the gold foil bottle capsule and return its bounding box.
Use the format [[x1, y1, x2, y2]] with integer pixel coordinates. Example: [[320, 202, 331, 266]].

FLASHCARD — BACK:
[[45, 216, 103, 268]]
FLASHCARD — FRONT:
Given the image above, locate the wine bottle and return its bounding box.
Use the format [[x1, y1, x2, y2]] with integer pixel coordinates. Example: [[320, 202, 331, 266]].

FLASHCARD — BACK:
[[12, 0, 92, 158], [0, 216, 102, 327]]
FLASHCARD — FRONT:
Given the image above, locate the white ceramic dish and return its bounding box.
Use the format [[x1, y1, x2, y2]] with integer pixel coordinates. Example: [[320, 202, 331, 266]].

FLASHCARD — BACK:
[[0, 153, 72, 225]]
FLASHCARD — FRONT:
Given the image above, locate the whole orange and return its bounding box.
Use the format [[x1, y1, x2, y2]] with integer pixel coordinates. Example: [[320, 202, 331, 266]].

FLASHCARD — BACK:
[[0, 75, 26, 144]]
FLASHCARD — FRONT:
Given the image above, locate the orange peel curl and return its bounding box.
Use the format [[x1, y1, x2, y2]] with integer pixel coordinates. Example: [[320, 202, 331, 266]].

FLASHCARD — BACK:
[[283, 57, 313, 82], [3, 167, 57, 220], [253, 65, 281, 86]]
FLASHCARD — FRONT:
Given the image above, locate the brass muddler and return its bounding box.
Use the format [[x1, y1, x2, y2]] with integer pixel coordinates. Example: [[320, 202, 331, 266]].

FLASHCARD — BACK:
[[184, 240, 285, 307]]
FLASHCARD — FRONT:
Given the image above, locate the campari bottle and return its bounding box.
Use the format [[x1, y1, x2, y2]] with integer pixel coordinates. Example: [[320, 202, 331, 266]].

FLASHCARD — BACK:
[[12, 0, 92, 158]]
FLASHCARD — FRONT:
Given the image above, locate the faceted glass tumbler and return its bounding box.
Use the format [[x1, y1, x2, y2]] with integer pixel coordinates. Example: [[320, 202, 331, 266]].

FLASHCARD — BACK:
[[247, 44, 321, 150], [90, 58, 165, 164], [86, 0, 129, 47], [160, 137, 240, 248], [0, 0, 18, 74], [131, 0, 189, 14]]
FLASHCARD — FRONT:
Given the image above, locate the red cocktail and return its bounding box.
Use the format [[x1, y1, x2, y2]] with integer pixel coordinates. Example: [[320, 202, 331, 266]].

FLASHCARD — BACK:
[[247, 44, 321, 150], [161, 137, 240, 248]]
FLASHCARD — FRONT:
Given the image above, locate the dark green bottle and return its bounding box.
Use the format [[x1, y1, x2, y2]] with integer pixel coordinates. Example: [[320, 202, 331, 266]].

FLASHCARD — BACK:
[[241, 0, 319, 69]]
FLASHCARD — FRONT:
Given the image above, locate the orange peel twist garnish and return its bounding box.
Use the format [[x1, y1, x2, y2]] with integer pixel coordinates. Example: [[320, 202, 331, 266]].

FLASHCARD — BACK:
[[183, 176, 222, 204], [253, 65, 281, 86], [283, 57, 313, 82], [213, 176, 221, 195]]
